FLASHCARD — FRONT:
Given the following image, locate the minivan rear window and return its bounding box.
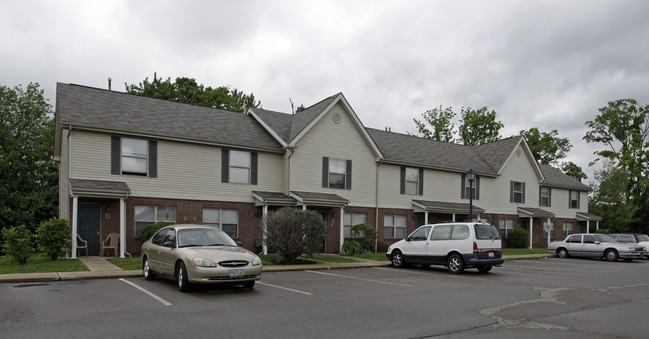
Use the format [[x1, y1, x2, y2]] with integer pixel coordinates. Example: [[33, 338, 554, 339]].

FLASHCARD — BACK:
[[474, 224, 500, 240]]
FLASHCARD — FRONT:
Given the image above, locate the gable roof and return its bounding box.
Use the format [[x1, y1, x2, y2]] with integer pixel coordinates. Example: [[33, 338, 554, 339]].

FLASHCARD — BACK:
[[55, 83, 284, 154], [538, 163, 591, 191]]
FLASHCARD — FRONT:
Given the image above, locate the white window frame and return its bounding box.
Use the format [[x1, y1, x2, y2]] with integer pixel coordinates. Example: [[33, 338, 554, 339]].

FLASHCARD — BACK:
[[563, 222, 573, 238], [229, 150, 251, 184], [569, 190, 580, 209], [202, 208, 239, 238], [405, 167, 419, 195], [384, 214, 406, 239], [344, 212, 367, 238], [122, 138, 148, 175], [134, 205, 176, 237], [540, 187, 551, 207], [512, 181, 524, 203], [328, 158, 346, 189], [499, 219, 514, 239]]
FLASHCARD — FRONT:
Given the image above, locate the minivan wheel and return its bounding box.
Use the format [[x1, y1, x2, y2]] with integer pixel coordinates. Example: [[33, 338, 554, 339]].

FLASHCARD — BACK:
[[604, 249, 619, 262], [391, 250, 405, 268], [447, 254, 464, 274], [177, 262, 191, 292], [477, 265, 492, 273]]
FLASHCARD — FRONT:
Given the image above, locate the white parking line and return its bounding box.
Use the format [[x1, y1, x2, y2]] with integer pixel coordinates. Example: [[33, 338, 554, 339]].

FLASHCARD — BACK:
[[305, 270, 414, 287], [119, 278, 172, 306], [256, 282, 313, 295]]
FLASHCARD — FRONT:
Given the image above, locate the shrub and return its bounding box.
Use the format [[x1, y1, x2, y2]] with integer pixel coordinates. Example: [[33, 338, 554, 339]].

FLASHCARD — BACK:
[[351, 223, 377, 253], [140, 222, 173, 245], [2, 225, 33, 265], [594, 228, 609, 234], [341, 240, 362, 256], [37, 218, 71, 260], [507, 228, 529, 248], [264, 207, 325, 264]]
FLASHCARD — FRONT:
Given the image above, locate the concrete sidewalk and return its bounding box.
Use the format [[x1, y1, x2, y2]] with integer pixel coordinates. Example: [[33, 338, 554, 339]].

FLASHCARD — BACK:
[[0, 253, 552, 283]]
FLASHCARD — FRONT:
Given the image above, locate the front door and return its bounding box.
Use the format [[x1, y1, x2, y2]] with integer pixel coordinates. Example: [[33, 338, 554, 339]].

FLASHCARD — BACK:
[[318, 212, 327, 253], [78, 203, 101, 256]]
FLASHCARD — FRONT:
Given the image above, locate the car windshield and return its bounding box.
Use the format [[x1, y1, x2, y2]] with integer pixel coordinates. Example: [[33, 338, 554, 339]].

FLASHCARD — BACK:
[[474, 224, 500, 240], [177, 228, 237, 248], [594, 234, 616, 243], [637, 234, 649, 242]]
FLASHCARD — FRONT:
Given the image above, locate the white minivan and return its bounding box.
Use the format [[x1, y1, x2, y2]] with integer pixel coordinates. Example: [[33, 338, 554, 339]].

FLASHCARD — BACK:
[[386, 222, 504, 274]]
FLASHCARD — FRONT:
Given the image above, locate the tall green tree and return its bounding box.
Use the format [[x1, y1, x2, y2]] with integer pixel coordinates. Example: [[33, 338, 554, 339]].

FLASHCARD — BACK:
[[584, 98, 649, 232], [0, 83, 58, 232], [588, 161, 638, 232], [458, 106, 504, 146], [125, 73, 261, 113], [412, 105, 456, 142]]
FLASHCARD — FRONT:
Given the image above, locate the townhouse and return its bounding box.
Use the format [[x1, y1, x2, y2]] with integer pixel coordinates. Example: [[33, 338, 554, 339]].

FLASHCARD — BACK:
[[54, 83, 599, 258]]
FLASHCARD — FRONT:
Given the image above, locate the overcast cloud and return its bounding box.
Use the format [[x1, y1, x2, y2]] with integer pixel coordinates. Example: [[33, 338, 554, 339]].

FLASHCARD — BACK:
[[2, 0, 649, 182]]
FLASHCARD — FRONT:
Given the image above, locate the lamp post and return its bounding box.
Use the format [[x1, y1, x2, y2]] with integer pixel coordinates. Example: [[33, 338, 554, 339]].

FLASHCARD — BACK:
[[467, 169, 475, 222]]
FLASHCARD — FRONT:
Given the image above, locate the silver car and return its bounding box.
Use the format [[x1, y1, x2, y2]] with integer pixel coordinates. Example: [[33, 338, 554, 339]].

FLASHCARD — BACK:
[[141, 224, 262, 292], [548, 233, 647, 262]]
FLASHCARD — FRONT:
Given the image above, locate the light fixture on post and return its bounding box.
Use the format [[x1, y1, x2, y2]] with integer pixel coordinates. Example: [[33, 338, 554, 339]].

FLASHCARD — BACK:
[[466, 169, 475, 222]]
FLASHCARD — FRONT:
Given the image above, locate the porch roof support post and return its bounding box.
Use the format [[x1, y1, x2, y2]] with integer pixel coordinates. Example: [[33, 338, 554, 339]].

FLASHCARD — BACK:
[[71, 196, 78, 259], [424, 212, 428, 225], [339, 207, 344, 252], [452, 213, 456, 222], [263, 204, 268, 255], [596, 220, 599, 230], [119, 198, 126, 258], [586, 220, 590, 234], [529, 216, 534, 249]]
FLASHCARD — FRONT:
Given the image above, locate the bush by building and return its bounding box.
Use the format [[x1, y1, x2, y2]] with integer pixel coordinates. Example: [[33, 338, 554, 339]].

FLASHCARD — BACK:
[[2, 225, 33, 265], [264, 207, 325, 264], [508, 228, 529, 248]]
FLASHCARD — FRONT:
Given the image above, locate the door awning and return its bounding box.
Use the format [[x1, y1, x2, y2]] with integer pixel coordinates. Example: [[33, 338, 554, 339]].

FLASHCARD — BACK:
[[576, 212, 602, 221], [290, 191, 349, 208], [252, 191, 296, 206], [412, 200, 485, 214], [69, 179, 130, 198], [518, 207, 554, 218]]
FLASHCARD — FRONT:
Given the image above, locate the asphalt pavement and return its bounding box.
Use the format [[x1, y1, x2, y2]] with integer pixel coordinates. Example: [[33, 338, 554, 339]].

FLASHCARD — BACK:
[[0, 253, 552, 283]]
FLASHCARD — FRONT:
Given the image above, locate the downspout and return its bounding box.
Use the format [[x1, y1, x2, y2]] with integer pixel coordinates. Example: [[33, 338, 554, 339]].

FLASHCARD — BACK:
[[375, 160, 381, 252]]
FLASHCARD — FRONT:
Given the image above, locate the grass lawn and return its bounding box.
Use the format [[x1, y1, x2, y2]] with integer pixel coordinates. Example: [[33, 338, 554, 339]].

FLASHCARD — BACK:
[[0, 253, 89, 274], [502, 248, 548, 255], [107, 256, 142, 270]]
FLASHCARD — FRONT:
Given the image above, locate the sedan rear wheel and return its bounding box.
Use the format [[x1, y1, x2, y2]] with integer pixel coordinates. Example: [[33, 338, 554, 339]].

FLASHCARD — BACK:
[[604, 249, 619, 262], [177, 262, 191, 292], [557, 248, 569, 258], [143, 256, 155, 281]]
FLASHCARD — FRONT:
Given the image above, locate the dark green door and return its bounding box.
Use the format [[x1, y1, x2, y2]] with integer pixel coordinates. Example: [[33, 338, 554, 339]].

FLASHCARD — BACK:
[[78, 204, 101, 256], [318, 212, 327, 253]]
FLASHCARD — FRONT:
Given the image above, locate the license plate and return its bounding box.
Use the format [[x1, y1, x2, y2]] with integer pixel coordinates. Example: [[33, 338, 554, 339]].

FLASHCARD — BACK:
[[488, 252, 494, 258], [230, 269, 244, 278]]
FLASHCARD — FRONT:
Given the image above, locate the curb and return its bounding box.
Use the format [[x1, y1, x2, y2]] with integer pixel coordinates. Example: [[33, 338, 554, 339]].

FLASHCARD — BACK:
[[0, 254, 551, 283]]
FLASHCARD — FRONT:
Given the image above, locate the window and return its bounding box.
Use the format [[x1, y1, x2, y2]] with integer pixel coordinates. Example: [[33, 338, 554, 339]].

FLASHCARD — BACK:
[[539, 187, 551, 207], [135, 205, 176, 237], [566, 235, 581, 243], [583, 234, 597, 244], [563, 222, 573, 238], [430, 225, 452, 240], [111, 136, 157, 177], [451, 225, 470, 240], [461, 174, 480, 200], [203, 208, 238, 238], [499, 219, 514, 239], [409, 226, 431, 241], [401, 167, 423, 195], [322, 157, 352, 190], [384, 214, 406, 238], [221, 149, 257, 185], [344, 212, 367, 238], [617, 234, 635, 243], [569, 190, 580, 209], [510, 181, 525, 203]]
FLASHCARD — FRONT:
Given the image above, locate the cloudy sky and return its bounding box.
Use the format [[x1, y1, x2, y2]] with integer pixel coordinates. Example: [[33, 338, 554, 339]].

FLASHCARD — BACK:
[[3, 0, 649, 182]]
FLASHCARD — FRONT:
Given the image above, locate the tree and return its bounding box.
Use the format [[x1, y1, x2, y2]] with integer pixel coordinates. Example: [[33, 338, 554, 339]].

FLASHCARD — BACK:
[[521, 128, 572, 165], [458, 106, 504, 146], [412, 105, 456, 142], [584, 98, 649, 233], [264, 208, 325, 264], [588, 161, 638, 232], [125, 73, 261, 113], [0, 83, 58, 233], [560, 162, 587, 182]]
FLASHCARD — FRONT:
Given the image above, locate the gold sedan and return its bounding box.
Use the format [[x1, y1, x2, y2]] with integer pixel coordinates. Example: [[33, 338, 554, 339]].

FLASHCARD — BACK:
[[141, 224, 262, 292]]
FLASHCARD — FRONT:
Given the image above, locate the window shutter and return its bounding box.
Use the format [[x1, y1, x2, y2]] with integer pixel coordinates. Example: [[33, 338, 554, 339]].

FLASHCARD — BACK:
[[475, 175, 480, 200], [461, 174, 466, 199], [345, 160, 352, 190], [400, 167, 406, 194], [509, 181, 514, 202], [577, 191, 580, 209], [251, 152, 258, 185], [111, 136, 120, 175], [148, 140, 157, 178], [322, 157, 329, 188], [548, 187, 552, 207], [221, 149, 229, 183], [539, 187, 542, 206], [418, 168, 424, 195], [522, 182, 526, 204]]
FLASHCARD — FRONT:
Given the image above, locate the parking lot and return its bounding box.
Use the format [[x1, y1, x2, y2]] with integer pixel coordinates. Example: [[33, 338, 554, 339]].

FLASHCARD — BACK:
[[2, 257, 648, 338]]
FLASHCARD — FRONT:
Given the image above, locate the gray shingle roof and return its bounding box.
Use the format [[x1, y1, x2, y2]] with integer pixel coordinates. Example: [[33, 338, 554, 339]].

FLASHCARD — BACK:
[[539, 163, 591, 191], [56, 83, 283, 152], [69, 179, 131, 194], [251, 94, 339, 144], [367, 128, 502, 175]]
